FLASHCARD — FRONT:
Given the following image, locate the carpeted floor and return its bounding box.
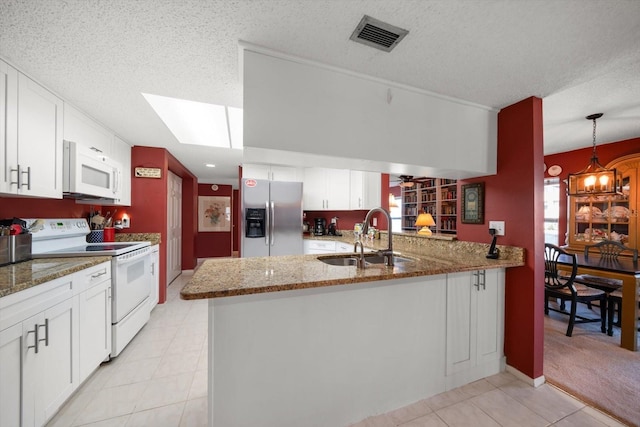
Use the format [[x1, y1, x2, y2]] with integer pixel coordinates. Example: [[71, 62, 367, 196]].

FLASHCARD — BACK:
[[544, 302, 640, 427]]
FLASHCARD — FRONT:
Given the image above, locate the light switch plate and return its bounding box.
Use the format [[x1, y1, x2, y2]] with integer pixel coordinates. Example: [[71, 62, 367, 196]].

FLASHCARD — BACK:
[[489, 221, 505, 236]]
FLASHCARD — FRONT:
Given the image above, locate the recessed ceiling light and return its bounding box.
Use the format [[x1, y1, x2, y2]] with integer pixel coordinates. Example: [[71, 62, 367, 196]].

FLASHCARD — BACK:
[[142, 93, 243, 150], [205, 164, 216, 168]]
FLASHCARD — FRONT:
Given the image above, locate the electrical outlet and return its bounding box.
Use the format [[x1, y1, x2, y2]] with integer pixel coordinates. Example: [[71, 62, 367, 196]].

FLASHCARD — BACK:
[[122, 217, 130, 228], [489, 221, 505, 236], [373, 217, 378, 227]]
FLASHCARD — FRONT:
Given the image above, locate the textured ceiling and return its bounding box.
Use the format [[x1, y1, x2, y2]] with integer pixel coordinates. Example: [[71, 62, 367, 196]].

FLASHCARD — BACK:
[[1, 0, 639, 187]]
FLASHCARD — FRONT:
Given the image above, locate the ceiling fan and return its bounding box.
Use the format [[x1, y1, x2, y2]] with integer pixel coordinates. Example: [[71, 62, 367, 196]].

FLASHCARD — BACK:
[[391, 175, 427, 188]]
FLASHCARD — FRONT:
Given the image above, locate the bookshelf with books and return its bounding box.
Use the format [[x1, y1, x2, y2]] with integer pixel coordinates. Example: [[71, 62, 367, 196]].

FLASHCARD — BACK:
[[401, 178, 457, 234]]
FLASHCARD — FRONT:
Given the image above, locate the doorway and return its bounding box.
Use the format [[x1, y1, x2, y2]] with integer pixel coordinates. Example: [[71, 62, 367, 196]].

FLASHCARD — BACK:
[[166, 171, 182, 285]]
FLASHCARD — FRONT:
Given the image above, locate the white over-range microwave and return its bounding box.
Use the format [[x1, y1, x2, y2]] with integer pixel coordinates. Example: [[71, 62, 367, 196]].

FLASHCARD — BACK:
[[63, 140, 123, 200]]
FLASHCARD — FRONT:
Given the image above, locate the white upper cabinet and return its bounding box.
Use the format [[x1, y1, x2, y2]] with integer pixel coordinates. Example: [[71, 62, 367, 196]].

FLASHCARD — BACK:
[[63, 103, 113, 157], [303, 167, 350, 211], [0, 59, 63, 198], [63, 102, 132, 206], [0, 60, 16, 195], [110, 136, 131, 205], [350, 171, 381, 210], [242, 164, 302, 182]]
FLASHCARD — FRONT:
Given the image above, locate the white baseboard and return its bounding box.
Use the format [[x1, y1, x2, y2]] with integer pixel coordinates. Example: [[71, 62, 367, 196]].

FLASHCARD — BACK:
[[506, 364, 546, 388]]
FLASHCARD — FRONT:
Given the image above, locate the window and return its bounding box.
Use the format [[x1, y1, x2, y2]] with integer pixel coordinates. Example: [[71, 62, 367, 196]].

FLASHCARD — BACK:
[[390, 194, 402, 232], [544, 178, 561, 245]]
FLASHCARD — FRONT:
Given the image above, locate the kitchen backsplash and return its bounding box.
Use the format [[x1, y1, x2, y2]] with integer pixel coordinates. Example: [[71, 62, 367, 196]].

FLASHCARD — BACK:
[[304, 210, 389, 231], [0, 196, 91, 219]]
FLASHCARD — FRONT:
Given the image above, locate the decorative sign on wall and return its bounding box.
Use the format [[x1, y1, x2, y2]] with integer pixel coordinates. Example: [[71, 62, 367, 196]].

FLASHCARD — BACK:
[[198, 196, 231, 232], [134, 167, 162, 178]]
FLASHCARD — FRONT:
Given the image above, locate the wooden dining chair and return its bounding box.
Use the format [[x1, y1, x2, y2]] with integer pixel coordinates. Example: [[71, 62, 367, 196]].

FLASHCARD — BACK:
[[575, 240, 638, 335], [606, 289, 640, 336], [544, 243, 606, 337], [583, 240, 638, 262]]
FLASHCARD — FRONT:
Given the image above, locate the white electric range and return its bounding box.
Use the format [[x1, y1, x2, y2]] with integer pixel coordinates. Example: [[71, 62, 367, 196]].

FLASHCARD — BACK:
[[28, 218, 152, 357]]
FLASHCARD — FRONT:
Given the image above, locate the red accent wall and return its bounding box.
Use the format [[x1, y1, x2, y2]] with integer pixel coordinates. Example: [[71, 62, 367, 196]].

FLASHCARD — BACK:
[[129, 146, 198, 304], [0, 197, 97, 220], [457, 97, 544, 380], [544, 137, 640, 246], [196, 184, 233, 258]]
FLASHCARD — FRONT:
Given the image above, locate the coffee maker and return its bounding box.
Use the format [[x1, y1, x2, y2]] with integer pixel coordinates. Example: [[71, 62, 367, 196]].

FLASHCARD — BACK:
[[327, 216, 341, 236], [314, 218, 326, 236]]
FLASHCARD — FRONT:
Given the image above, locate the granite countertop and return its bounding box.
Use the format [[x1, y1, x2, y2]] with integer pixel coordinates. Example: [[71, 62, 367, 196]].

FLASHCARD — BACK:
[[115, 233, 161, 245], [181, 233, 525, 300], [0, 256, 112, 298]]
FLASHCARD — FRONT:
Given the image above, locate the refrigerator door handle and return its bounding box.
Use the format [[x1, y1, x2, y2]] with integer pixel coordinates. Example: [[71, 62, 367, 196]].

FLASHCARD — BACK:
[[265, 201, 270, 246], [270, 201, 275, 246]]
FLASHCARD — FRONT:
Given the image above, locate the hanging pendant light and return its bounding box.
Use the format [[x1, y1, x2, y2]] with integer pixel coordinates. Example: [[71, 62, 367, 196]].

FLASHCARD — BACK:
[[567, 113, 618, 196]]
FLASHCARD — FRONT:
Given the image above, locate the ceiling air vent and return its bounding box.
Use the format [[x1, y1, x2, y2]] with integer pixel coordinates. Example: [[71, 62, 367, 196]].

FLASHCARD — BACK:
[[349, 15, 409, 52]]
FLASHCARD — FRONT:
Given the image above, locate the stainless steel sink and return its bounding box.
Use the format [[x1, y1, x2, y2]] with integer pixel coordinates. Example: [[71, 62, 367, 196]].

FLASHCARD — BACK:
[[317, 254, 416, 266], [318, 256, 360, 266], [363, 254, 415, 264]]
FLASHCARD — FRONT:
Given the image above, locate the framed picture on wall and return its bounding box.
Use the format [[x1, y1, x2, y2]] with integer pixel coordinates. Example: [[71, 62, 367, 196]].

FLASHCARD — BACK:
[[461, 182, 484, 224], [198, 196, 231, 232]]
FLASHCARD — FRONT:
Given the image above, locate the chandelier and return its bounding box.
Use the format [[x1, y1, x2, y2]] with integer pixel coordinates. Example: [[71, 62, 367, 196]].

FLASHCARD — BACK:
[[567, 113, 618, 196]]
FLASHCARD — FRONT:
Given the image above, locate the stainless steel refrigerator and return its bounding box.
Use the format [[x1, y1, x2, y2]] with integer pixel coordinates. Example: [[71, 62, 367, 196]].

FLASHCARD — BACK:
[[241, 179, 303, 257]]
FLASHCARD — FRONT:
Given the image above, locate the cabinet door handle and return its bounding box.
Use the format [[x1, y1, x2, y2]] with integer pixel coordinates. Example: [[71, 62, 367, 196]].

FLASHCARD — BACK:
[[480, 270, 486, 290], [10, 165, 20, 188], [112, 168, 118, 194], [473, 271, 480, 291], [27, 323, 39, 353], [21, 166, 31, 190], [91, 270, 107, 279], [90, 146, 103, 153], [38, 319, 49, 348]]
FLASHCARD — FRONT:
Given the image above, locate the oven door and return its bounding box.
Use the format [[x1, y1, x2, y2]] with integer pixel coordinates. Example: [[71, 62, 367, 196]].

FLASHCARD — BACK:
[[112, 247, 152, 323]]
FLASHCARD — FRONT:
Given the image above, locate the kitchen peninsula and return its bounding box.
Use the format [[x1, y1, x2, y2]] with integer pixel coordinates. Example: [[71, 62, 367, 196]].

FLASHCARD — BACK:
[[181, 235, 524, 427]]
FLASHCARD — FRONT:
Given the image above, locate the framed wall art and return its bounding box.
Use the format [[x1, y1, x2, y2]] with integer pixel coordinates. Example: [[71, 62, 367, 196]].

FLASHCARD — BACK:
[[461, 182, 484, 224], [198, 196, 231, 232]]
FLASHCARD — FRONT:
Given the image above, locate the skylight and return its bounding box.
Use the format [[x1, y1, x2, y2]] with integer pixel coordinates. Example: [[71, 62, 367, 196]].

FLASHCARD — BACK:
[[142, 93, 243, 149]]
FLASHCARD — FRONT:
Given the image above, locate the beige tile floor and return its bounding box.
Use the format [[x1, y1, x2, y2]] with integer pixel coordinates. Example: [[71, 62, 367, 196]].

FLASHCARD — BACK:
[[47, 271, 627, 427]]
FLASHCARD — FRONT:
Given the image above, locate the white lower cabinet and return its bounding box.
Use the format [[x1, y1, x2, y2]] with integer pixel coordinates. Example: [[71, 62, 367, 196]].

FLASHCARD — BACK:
[[34, 297, 77, 426], [445, 269, 505, 390], [78, 264, 112, 383], [149, 244, 160, 311], [303, 239, 336, 254], [0, 322, 23, 426], [0, 261, 112, 426]]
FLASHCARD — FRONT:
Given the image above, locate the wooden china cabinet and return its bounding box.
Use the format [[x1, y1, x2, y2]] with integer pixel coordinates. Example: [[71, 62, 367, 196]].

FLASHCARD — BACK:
[[567, 154, 639, 251]]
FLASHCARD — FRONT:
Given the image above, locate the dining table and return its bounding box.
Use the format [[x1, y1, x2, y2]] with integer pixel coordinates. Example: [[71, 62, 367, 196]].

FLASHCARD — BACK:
[[558, 252, 639, 351]]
